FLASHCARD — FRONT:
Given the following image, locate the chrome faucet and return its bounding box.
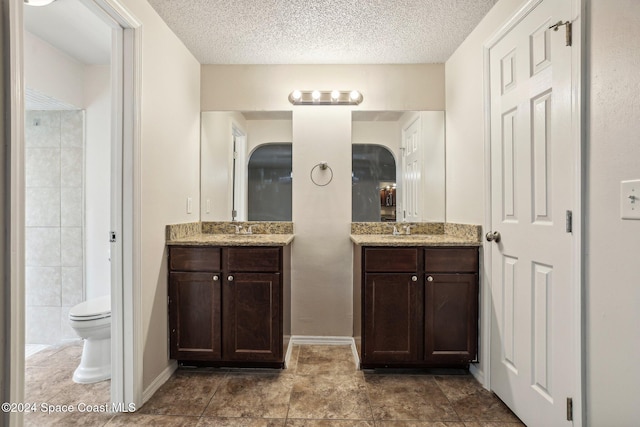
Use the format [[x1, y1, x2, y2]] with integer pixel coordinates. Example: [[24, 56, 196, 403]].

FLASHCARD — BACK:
[[390, 225, 401, 235], [403, 225, 413, 235]]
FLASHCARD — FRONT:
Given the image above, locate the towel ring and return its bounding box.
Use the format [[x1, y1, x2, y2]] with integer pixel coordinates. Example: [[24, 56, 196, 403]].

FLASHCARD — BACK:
[[310, 162, 333, 187]]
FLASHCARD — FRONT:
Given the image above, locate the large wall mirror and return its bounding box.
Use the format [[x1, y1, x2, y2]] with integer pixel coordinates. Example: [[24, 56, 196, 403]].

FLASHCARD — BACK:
[[201, 111, 293, 221], [351, 111, 445, 222]]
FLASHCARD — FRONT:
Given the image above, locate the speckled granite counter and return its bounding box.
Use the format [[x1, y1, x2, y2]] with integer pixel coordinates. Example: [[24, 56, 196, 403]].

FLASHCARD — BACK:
[[350, 222, 482, 247], [166, 221, 294, 247]]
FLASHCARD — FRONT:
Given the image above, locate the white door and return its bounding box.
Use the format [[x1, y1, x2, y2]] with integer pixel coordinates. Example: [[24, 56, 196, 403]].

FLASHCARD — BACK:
[[488, 0, 576, 425], [402, 117, 421, 222]]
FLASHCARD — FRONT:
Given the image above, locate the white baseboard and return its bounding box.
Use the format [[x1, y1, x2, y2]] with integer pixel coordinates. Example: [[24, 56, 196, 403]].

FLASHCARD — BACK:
[[289, 335, 359, 369], [469, 363, 486, 389], [142, 360, 177, 404]]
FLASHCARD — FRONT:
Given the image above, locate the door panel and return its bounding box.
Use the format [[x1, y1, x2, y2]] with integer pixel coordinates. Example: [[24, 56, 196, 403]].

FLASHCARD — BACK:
[[402, 117, 421, 221], [363, 273, 423, 363], [169, 272, 221, 361], [222, 272, 281, 361], [424, 273, 478, 365], [488, 0, 575, 425]]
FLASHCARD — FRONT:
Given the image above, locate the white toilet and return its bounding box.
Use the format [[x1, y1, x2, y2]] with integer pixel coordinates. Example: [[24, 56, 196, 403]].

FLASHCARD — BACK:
[[68, 295, 111, 384]]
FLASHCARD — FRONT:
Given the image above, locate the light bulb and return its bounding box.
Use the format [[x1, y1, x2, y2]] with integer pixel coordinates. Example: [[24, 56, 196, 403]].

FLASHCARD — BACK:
[[24, 0, 57, 5], [349, 90, 361, 101], [311, 90, 321, 101], [291, 90, 302, 101], [330, 90, 340, 101]]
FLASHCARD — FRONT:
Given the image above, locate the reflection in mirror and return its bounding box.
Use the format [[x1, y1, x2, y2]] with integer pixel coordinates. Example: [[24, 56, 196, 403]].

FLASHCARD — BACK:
[[201, 111, 292, 221], [248, 144, 292, 221], [352, 111, 445, 222], [352, 145, 396, 221]]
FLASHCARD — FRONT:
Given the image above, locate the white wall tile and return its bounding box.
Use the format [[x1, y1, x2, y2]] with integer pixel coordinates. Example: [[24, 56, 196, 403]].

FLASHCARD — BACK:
[[61, 111, 84, 148], [26, 187, 60, 227], [60, 307, 79, 341], [26, 110, 61, 128], [61, 227, 83, 267], [60, 148, 83, 188], [26, 306, 61, 345], [25, 227, 61, 267], [61, 187, 83, 227], [26, 266, 61, 307], [25, 122, 61, 148], [25, 148, 61, 188], [61, 266, 84, 307]]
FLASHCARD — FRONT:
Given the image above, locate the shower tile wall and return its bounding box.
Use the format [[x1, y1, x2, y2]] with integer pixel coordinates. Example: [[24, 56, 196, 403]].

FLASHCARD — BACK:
[[25, 110, 84, 345]]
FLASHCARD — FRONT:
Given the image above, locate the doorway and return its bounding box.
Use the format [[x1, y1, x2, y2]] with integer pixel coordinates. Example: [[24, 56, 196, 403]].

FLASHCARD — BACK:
[[484, 0, 583, 425], [6, 0, 143, 423]]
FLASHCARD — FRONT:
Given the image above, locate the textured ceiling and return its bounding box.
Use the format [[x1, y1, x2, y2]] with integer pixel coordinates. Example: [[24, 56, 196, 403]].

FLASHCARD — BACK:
[[147, 0, 498, 64]]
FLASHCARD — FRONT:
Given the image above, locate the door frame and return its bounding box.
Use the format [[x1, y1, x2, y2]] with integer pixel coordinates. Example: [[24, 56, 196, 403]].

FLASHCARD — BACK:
[[481, 0, 584, 424], [5, 0, 143, 424]]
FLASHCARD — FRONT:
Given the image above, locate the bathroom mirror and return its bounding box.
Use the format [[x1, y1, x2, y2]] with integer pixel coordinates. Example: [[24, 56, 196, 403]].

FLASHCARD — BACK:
[[200, 111, 293, 221], [351, 111, 445, 222]]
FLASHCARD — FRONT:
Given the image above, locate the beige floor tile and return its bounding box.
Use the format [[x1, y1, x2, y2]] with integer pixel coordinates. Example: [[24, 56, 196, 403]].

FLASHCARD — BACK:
[[24, 409, 114, 427], [295, 346, 357, 376], [364, 374, 459, 422], [285, 420, 374, 426], [203, 373, 294, 419], [198, 417, 286, 426], [286, 345, 301, 372], [139, 370, 227, 417], [434, 376, 522, 423], [463, 422, 526, 427], [375, 422, 465, 427], [107, 413, 200, 426], [288, 374, 372, 420]]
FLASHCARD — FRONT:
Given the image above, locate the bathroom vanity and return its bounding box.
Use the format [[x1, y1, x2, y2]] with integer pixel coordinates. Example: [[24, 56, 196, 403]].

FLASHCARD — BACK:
[[351, 223, 481, 369], [166, 222, 293, 368]]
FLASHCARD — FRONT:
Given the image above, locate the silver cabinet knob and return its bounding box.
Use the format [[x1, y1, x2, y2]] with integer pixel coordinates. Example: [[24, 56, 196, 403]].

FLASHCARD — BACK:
[[411, 275, 418, 282], [212, 275, 219, 281], [486, 231, 501, 243], [427, 276, 434, 282], [227, 275, 234, 282]]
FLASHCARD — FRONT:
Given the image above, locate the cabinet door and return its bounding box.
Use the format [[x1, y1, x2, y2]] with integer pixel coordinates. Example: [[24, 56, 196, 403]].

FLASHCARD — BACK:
[[222, 272, 281, 362], [363, 273, 423, 364], [424, 273, 478, 364], [169, 272, 221, 361]]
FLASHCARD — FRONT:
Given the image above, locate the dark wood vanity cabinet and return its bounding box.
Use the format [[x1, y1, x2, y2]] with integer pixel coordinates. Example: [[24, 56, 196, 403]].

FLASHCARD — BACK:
[[222, 247, 282, 362], [355, 246, 479, 368], [168, 247, 222, 361], [168, 245, 290, 367]]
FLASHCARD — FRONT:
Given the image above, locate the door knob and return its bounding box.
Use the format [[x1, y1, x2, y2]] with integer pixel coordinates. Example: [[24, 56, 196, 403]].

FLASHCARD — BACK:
[[486, 231, 501, 243], [411, 275, 418, 282], [212, 275, 219, 281], [227, 275, 234, 282]]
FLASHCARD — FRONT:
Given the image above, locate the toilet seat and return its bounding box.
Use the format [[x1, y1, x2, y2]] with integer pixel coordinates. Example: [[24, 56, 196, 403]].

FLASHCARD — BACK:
[[69, 295, 111, 321]]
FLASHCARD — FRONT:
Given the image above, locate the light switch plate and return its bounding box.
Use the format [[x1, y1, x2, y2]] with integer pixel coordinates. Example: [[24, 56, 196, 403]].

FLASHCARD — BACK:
[[187, 197, 193, 214], [621, 180, 640, 220]]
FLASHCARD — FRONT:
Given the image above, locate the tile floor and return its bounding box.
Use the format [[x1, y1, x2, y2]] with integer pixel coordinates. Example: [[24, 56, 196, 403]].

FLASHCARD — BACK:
[[24, 342, 525, 426]]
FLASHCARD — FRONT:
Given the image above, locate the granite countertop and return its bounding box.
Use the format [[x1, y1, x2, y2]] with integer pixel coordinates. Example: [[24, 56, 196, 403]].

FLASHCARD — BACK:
[[349, 222, 482, 247], [165, 221, 294, 247], [167, 233, 294, 247], [350, 233, 481, 247]]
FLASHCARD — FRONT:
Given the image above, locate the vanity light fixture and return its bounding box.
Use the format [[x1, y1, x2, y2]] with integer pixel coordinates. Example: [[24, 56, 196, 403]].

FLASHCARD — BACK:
[[288, 90, 363, 105], [24, 0, 57, 5]]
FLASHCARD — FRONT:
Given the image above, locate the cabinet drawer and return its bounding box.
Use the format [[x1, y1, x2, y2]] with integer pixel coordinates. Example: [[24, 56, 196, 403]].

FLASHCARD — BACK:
[[225, 247, 281, 272], [364, 248, 419, 272], [424, 248, 478, 273], [169, 247, 221, 272]]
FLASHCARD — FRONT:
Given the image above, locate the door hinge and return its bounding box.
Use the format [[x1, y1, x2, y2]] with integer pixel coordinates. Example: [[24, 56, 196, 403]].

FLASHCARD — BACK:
[[566, 397, 573, 421], [566, 210, 573, 233], [549, 20, 572, 46], [109, 231, 117, 242]]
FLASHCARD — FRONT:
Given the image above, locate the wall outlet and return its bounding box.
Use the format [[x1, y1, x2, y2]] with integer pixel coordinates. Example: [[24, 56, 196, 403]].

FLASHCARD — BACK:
[[187, 197, 193, 214], [621, 180, 640, 220]]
